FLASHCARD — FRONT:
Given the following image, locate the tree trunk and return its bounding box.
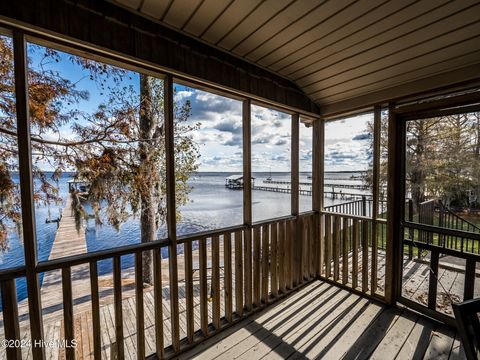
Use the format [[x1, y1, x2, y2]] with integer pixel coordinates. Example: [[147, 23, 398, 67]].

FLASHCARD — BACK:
[[139, 74, 158, 285], [140, 187, 155, 285], [411, 121, 426, 213]]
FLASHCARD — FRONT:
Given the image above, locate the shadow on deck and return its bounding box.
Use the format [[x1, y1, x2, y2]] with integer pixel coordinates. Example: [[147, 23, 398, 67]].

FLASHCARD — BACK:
[[179, 281, 465, 360], [1, 248, 474, 359]]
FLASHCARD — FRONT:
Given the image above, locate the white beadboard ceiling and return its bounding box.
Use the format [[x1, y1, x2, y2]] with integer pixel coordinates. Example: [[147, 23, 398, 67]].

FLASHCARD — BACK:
[[113, 0, 480, 113]]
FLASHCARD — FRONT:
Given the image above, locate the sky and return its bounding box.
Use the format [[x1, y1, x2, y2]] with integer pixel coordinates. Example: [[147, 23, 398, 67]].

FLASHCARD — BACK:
[[325, 114, 373, 172], [23, 40, 373, 173]]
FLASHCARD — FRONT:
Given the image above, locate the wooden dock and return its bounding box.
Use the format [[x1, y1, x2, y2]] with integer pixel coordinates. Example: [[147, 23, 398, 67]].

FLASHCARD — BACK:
[[39, 194, 89, 322], [253, 186, 312, 196], [263, 179, 369, 190], [252, 185, 365, 199], [13, 195, 89, 330], [47, 194, 87, 261]]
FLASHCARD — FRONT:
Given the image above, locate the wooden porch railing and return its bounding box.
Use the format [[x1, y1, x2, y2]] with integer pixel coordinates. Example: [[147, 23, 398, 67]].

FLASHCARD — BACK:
[[413, 199, 480, 255], [0, 212, 319, 359], [402, 221, 480, 325], [319, 209, 387, 299]]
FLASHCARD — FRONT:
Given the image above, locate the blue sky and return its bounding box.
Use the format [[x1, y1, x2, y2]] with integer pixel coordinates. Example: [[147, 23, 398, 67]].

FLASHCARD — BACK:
[[26, 42, 372, 173]]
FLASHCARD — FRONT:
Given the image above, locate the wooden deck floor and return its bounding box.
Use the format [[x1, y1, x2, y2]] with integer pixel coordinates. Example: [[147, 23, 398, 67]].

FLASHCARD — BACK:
[[179, 281, 466, 360], [1, 247, 475, 359]]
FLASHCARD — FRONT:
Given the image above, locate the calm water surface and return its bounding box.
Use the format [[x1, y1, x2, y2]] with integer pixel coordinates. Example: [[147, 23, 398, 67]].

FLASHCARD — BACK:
[[1, 171, 365, 301]]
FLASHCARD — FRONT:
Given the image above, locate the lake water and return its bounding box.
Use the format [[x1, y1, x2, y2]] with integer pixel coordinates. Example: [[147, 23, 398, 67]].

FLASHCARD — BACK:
[[1, 171, 366, 302]]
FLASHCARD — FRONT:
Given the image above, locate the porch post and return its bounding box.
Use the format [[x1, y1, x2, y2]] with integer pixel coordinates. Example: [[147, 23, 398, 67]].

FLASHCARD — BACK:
[[385, 104, 405, 305], [312, 119, 324, 277], [291, 114, 300, 284], [164, 74, 180, 350], [13, 30, 46, 360], [371, 106, 381, 294], [243, 99, 253, 311]]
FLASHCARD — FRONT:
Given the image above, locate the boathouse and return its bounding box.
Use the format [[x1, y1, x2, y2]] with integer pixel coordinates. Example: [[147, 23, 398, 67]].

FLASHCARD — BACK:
[[225, 175, 255, 190], [0, 1, 479, 360]]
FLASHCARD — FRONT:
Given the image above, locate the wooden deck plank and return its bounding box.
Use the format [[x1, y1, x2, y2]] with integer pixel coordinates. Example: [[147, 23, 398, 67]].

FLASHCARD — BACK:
[[285, 296, 372, 359], [179, 282, 324, 360], [179, 279, 463, 360], [370, 310, 419, 359], [239, 290, 361, 360], [423, 324, 456, 360], [449, 332, 467, 360], [201, 283, 336, 360], [396, 316, 436, 360]]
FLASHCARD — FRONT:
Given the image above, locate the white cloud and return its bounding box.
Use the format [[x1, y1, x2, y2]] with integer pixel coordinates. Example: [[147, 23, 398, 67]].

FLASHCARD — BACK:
[[174, 90, 193, 102]]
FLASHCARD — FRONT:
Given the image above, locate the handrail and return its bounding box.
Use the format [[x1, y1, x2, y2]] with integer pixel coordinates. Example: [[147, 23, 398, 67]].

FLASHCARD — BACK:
[[36, 237, 171, 273], [252, 213, 298, 227], [320, 210, 372, 222], [177, 224, 247, 244], [438, 200, 480, 232], [0, 265, 26, 281], [1, 212, 316, 278], [404, 221, 480, 242], [403, 239, 480, 262]]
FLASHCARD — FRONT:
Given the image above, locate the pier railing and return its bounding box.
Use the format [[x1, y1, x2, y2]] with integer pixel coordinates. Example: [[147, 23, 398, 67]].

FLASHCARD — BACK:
[[0, 212, 320, 359]]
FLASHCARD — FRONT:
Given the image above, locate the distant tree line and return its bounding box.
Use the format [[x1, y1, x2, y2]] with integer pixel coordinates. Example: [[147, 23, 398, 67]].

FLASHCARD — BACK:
[[365, 111, 480, 212]]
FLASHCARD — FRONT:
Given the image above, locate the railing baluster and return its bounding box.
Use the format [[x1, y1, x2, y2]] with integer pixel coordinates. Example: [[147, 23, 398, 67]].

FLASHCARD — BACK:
[[309, 215, 315, 278], [319, 214, 324, 277], [261, 224, 269, 304], [464, 258, 476, 300], [244, 228, 253, 312], [313, 215, 319, 277], [113, 256, 124, 359], [279, 221, 286, 293], [199, 237, 208, 335], [296, 218, 302, 285], [287, 220, 294, 289], [303, 217, 308, 280], [224, 232, 233, 322], [362, 220, 369, 293], [134, 252, 145, 359], [271, 222, 278, 297], [325, 214, 332, 278], [89, 262, 102, 360], [153, 248, 164, 358], [61, 267, 74, 360], [1, 279, 21, 360], [212, 235, 221, 329], [184, 241, 194, 343], [371, 220, 378, 295], [333, 216, 340, 282], [352, 219, 359, 289], [428, 250, 439, 310], [234, 230, 244, 317], [253, 226, 261, 307], [342, 218, 349, 285]]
